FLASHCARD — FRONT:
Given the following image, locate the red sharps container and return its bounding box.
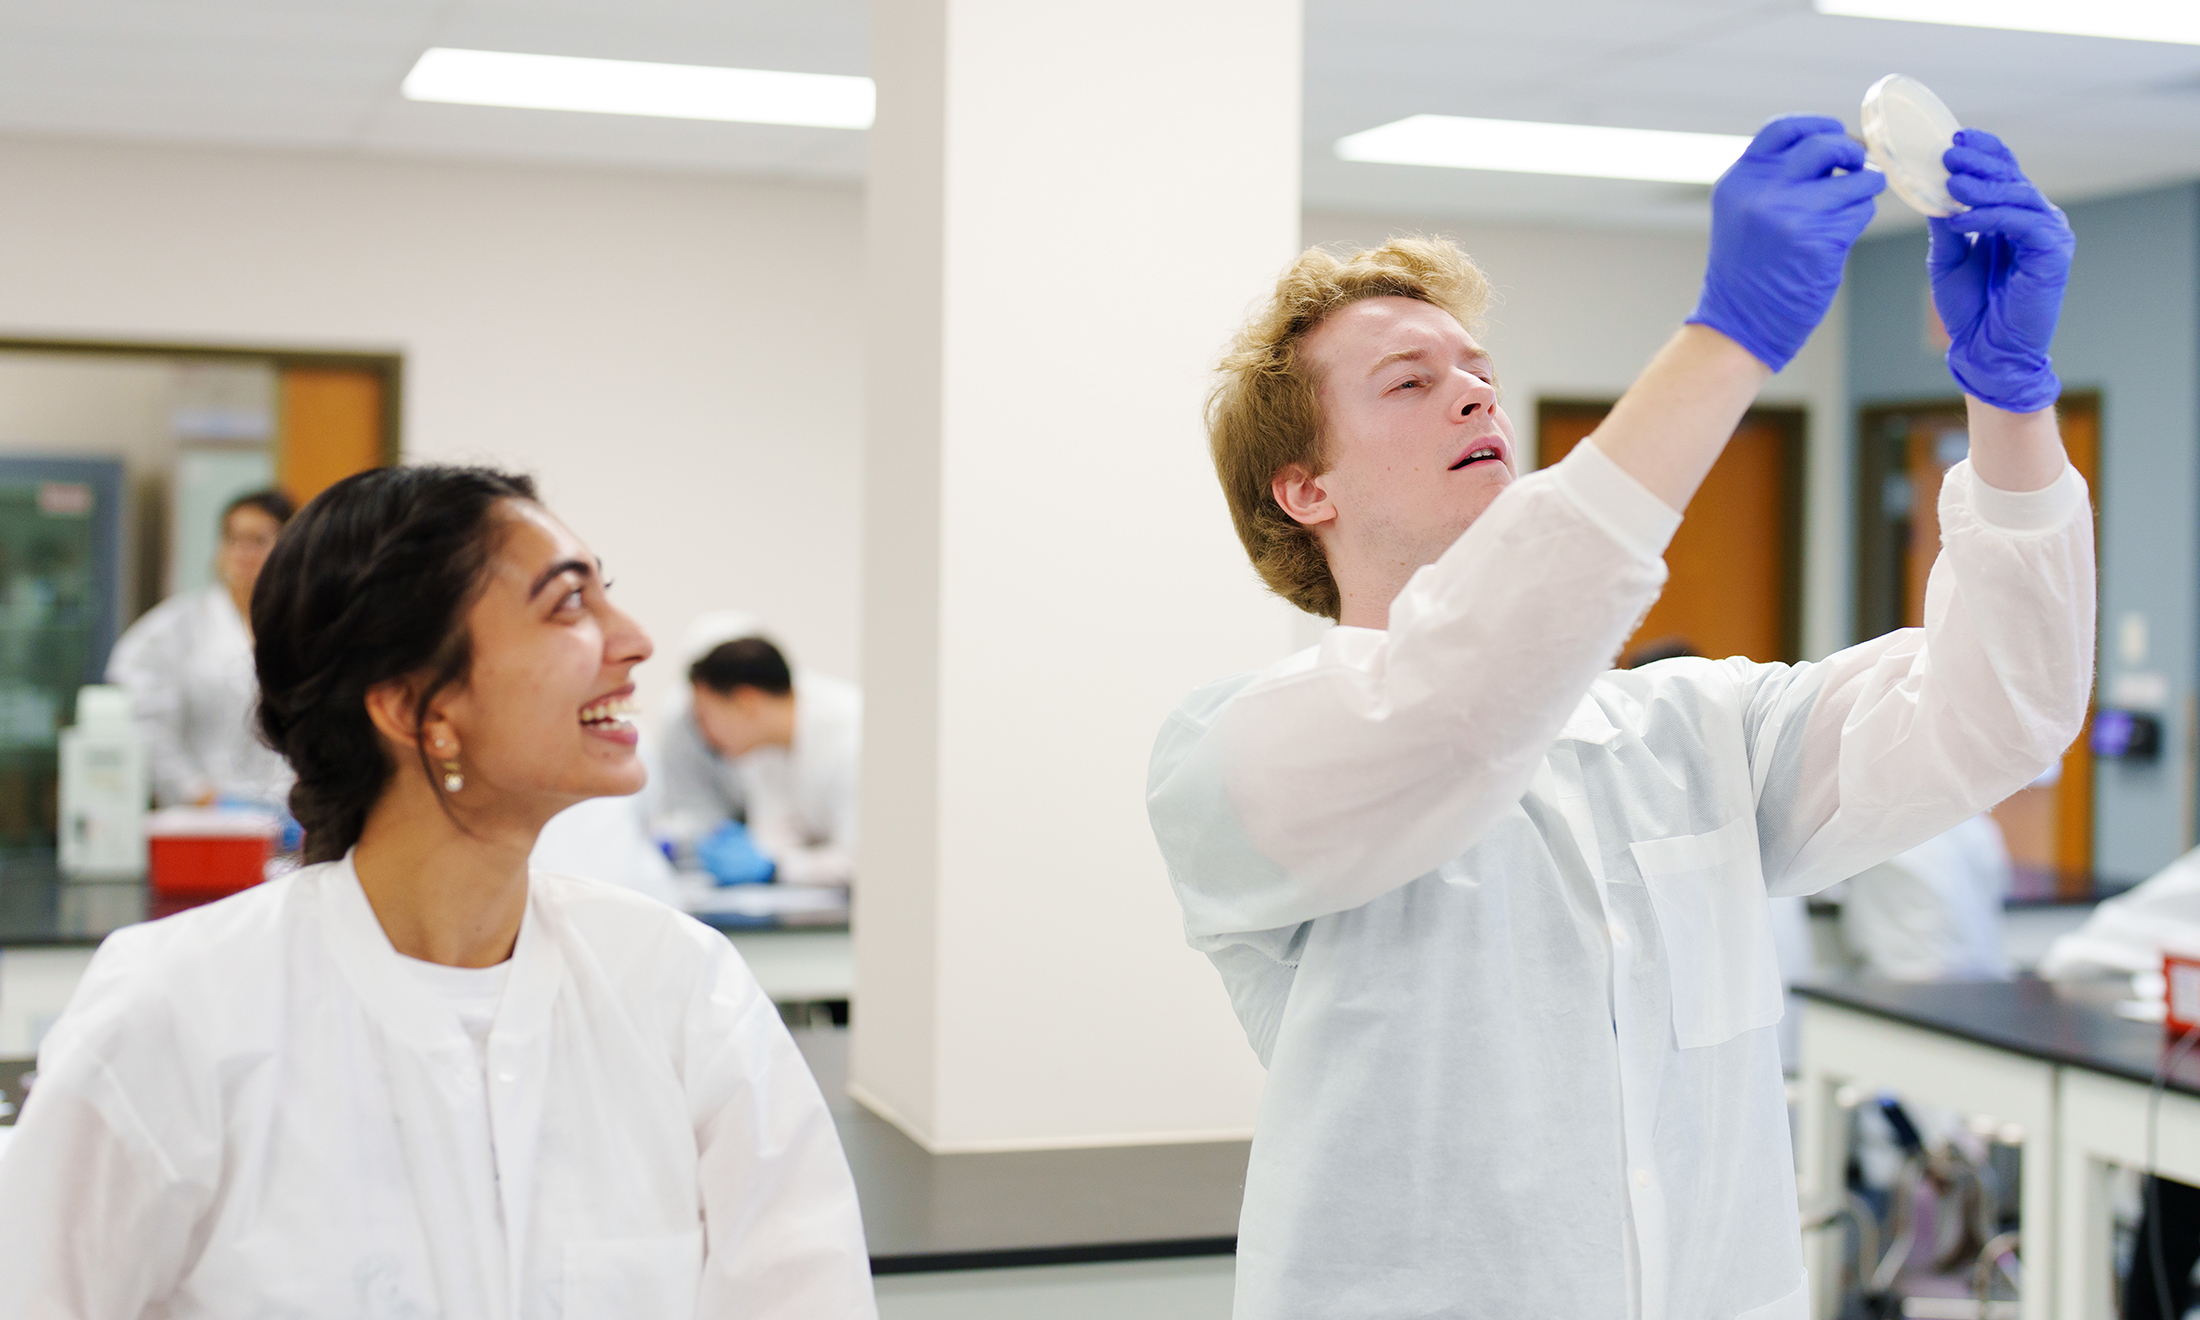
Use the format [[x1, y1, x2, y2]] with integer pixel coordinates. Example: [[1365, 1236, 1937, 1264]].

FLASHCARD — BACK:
[[2167, 953, 2200, 1035], [146, 807, 282, 902]]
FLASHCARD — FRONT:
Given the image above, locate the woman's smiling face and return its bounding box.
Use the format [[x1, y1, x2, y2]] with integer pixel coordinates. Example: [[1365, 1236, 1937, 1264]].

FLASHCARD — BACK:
[[430, 500, 654, 817]]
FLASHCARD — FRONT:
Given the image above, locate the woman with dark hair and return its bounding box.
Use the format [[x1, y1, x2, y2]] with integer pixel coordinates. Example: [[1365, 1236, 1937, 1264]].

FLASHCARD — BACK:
[[105, 487, 296, 807], [0, 467, 876, 1318]]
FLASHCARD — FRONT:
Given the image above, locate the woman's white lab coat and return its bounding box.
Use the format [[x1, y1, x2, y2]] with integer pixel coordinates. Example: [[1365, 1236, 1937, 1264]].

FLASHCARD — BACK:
[[104, 587, 292, 807], [1148, 445, 2094, 1320], [0, 858, 877, 1319]]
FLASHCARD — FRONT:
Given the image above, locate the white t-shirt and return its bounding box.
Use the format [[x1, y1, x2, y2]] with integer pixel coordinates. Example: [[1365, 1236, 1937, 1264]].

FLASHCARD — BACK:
[[400, 955, 512, 1057]]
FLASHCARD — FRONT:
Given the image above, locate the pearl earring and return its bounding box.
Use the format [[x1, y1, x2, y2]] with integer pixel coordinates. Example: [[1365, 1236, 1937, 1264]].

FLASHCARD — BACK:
[[442, 760, 464, 794]]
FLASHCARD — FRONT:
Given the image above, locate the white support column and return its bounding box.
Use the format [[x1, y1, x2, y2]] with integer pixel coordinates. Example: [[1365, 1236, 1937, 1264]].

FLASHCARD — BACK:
[[854, 0, 1305, 1150]]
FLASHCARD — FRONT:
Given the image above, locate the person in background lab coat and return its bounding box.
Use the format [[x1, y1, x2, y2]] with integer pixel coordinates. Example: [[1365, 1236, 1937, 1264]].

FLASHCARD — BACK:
[[1149, 120, 2090, 1318], [0, 466, 875, 1319], [1840, 812, 2014, 981], [104, 488, 295, 807], [653, 609, 764, 842], [530, 790, 682, 908], [657, 633, 860, 888]]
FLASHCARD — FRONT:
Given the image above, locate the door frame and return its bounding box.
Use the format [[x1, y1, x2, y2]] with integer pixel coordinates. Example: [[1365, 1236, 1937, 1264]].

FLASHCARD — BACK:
[[1854, 391, 2102, 639], [0, 337, 403, 469], [1854, 391, 2103, 897]]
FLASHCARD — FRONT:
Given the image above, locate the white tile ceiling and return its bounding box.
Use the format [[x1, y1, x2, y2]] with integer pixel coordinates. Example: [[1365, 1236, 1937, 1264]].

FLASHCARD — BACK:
[[4, 0, 2200, 229]]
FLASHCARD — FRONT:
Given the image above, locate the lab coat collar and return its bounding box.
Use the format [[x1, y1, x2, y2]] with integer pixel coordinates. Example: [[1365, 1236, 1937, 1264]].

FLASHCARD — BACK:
[[316, 854, 564, 1054]]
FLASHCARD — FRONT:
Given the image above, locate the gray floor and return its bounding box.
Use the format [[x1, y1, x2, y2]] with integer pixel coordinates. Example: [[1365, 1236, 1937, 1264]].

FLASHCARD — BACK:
[[792, 1026, 1243, 1317]]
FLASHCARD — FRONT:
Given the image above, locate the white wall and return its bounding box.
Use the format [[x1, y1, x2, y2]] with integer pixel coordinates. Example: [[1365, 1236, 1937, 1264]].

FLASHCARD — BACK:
[[0, 134, 866, 724], [1302, 211, 1852, 660], [0, 137, 1856, 730]]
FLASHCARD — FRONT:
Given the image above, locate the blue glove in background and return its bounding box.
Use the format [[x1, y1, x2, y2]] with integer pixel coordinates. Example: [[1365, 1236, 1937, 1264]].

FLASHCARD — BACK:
[[215, 794, 304, 854], [1929, 129, 2074, 415], [699, 820, 777, 886], [1688, 116, 1886, 372]]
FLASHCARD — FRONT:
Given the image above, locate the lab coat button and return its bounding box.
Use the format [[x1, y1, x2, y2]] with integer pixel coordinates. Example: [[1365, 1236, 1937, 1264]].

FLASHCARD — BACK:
[[1607, 922, 1626, 945], [1632, 1168, 1650, 1189], [496, 1072, 516, 1085]]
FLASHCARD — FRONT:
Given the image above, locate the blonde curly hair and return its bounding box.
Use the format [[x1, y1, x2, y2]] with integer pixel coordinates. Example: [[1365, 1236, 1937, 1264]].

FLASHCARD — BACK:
[[1208, 237, 1491, 619]]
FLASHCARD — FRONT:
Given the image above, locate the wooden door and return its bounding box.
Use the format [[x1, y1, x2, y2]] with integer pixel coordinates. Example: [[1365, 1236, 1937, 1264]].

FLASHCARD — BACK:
[[1539, 401, 1803, 664], [1856, 395, 2101, 898], [277, 366, 388, 505]]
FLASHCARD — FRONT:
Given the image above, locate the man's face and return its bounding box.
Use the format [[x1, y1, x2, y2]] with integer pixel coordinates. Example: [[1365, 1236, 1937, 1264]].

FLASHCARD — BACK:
[[1281, 296, 1516, 587], [692, 684, 777, 760]]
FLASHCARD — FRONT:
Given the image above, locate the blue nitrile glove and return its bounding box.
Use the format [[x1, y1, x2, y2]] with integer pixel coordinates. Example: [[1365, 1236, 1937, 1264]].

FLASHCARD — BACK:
[[1688, 116, 1887, 372], [698, 820, 777, 887], [214, 795, 302, 853], [1929, 129, 2073, 415]]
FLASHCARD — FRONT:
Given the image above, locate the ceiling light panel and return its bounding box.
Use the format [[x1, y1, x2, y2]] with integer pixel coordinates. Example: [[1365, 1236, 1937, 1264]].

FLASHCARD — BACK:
[[1813, 0, 2200, 45], [401, 48, 875, 129], [1335, 115, 1751, 185]]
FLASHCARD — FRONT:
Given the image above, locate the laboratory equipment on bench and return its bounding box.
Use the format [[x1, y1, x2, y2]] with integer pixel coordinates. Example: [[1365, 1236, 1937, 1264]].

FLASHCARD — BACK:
[[57, 684, 148, 880], [1861, 74, 1967, 218], [2168, 954, 2200, 1034], [146, 805, 282, 901], [2092, 707, 2163, 762], [0, 457, 124, 850]]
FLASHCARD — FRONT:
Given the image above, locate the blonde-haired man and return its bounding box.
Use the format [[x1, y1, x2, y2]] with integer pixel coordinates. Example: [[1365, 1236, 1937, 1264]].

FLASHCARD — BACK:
[[1149, 118, 2092, 1317]]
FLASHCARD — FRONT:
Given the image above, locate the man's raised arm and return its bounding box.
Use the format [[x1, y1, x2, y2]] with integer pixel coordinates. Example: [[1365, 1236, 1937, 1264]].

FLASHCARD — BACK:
[[1745, 128, 2092, 893], [1152, 118, 1886, 936]]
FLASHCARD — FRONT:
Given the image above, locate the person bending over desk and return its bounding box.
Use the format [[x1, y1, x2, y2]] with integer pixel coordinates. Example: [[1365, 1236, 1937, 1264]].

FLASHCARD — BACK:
[[1148, 117, 2093, 1318], [656, 634, 860, 888]]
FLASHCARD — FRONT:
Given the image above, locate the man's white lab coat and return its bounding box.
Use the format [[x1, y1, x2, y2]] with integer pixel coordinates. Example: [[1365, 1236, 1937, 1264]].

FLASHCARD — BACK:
[[104, 587, 292, 807], [1148, 444, 2093, 1320], [739, 675, 860, 887], [0, 858, 877, 1319]]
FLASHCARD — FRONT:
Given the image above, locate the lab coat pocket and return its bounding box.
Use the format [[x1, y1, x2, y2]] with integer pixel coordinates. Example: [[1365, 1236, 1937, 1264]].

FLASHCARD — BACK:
[[564, 1228, 703, 1320], [1630, 816, 1784, 1050]]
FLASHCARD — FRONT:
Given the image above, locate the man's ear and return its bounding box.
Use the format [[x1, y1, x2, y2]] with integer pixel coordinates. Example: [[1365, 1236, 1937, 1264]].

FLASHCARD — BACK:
[[1272, 464, 1338, 530]]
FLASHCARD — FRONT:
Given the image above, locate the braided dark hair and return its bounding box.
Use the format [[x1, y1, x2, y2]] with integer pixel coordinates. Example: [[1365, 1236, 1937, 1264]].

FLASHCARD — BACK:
[[252, 465, 537, 864]]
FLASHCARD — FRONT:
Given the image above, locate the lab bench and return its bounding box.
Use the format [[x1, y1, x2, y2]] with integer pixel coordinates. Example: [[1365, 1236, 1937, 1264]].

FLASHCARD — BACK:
[[1795, 975, 2200, 1320], [0, 849, 856, 1050]]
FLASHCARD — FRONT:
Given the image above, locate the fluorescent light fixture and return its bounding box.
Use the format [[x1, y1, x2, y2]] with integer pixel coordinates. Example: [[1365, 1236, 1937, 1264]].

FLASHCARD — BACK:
[[401, 47, 875, 129], [1335, 115, 1751, 185], [1814, 0, 2200, 44]]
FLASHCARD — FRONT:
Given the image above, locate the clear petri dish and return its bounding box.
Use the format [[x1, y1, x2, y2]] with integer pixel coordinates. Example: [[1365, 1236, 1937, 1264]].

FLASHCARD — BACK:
[[1861, 73, 1968, 218]]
